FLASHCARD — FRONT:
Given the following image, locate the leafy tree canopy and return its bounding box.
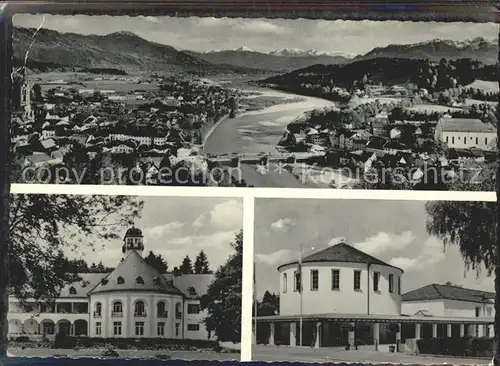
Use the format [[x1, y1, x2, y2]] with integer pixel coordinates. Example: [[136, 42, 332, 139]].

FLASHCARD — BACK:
[[9, 194, 143, 302], [201, 230, 242, 342]]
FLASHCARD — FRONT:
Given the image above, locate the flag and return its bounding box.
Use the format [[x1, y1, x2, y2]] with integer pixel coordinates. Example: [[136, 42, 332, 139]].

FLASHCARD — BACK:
[[296, 258, 302, 293]]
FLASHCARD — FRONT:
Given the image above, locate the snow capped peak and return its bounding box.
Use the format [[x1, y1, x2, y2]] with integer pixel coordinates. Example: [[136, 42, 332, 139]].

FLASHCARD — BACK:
[[234, 46, 253, 52], [268, 48, 355, 58], [411, 37, 494, 49]]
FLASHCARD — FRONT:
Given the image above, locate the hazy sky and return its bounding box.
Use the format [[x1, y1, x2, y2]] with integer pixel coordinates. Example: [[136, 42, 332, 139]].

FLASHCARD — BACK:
[[13, 14, 498, 55], [64, 196, 243, 273], [254, 198, 493, 299]]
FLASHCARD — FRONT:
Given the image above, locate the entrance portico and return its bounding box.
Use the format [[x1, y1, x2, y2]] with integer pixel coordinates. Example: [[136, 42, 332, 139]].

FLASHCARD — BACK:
[[253, 313, 494, 349]]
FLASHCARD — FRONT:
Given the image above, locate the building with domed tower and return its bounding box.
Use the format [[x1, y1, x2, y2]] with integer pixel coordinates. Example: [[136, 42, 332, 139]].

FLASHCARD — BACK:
[[7, 227, 216, 341]]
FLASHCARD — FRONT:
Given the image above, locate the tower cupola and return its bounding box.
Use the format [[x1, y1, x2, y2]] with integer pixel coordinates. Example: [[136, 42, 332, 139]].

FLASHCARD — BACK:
[[122, 227, 144, 257]]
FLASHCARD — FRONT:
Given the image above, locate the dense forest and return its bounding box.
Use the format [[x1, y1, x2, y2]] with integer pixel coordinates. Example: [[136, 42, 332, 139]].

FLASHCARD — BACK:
[[261, 57, 498, 97]]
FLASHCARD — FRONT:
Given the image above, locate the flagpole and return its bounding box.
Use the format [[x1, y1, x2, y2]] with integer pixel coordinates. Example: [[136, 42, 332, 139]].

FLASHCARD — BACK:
[[254, 260, 257, 345], [299, 243, 303, 347]]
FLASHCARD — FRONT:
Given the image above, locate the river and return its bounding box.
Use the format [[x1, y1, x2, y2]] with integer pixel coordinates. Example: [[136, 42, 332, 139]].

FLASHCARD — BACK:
[[203, 88, 357, 188], [203, 88, 335, 154]]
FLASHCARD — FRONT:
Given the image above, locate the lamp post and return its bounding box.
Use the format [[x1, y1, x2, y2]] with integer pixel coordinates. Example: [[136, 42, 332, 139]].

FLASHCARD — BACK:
[[299, 243, 303, 348]]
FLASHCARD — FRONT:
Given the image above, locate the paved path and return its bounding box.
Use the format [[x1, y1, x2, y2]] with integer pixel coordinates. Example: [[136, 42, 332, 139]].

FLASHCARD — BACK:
[[252, 345, 490, 364]]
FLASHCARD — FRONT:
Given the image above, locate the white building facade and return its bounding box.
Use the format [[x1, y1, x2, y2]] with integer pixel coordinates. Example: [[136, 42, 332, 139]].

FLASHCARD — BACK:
[[434, 117, 497, 150], [8, 228, 215, 341], [402, 283, 495, 337]]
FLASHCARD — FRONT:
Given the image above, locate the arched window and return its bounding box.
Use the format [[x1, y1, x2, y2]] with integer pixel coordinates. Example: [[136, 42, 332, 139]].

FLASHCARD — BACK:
[[112, 301, 122, 315], [117, 276, 125, 284], [135, 300, 146, 317], [175, 303, 182, 319], [136, 276, 144, 284], [95, 302, 102, 317], [157, 301, 168, 318], [69, 286, 77, 295], [187, 287, 197, 296]]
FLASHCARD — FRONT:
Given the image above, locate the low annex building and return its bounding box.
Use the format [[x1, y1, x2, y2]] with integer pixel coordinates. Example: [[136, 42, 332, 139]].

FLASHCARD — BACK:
[[8, 228, 214, 341], [254, 240, 494, 350]]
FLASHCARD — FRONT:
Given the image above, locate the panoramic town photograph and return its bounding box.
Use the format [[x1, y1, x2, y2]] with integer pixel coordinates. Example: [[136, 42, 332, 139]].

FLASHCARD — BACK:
[[10, 15, 498, 190], [4, 194, 243, 361], [252, 198, 495, 363]]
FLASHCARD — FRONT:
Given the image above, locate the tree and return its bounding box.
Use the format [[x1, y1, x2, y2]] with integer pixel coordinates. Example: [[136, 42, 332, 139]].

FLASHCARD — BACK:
[[1, 194, 143, 355], [144, 251, 168, 274], [257, 291, 279, 316], [179, 255, 193, 274], [425, 195, 498, 362], [200, 230, 242, 342], [194, 250, 211, 274], [32, 83, 42, 102]]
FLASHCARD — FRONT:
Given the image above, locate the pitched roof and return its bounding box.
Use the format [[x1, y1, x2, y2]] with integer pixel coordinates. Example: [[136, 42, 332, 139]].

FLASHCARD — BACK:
[[277, 242, 403, 272], [402, 284, 494, 303], [25, 152, 53, 164], [59, 273, 107, 298], [438, 118, 496, 133], [88, 251, 183, 296], [164, 273, 214, 299]]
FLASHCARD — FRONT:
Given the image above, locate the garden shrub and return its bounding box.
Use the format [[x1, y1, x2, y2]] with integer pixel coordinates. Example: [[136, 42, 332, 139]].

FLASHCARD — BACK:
[[417, 336, 493, 357]]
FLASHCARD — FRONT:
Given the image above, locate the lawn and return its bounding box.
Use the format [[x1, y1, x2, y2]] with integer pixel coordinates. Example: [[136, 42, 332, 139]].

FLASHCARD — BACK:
[[33, 72, 159, 93], [463, 98, 498, 107], [466, 80, 499, 93], [406, 104, 462, 113]]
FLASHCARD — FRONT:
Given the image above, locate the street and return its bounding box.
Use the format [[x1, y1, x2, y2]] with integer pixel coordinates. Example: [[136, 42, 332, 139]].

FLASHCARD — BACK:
[[252, 345, 490, 365]]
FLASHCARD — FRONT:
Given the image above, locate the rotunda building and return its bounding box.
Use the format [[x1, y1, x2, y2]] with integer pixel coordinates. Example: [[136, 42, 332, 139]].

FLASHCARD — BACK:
[[278, 241, 403, 317], [89, 228, 185, 338]]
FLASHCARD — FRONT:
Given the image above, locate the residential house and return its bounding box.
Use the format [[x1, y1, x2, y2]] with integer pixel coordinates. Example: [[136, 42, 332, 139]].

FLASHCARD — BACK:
[[24, 152, 63, 167], [366, 136, 389, 156], [383, 140, 411, 155], [448, 148, 486, 165], [350, 151, 377, 172]]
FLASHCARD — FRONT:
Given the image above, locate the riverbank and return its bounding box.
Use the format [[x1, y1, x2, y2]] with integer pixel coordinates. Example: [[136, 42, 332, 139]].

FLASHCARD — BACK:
[[201, 87, 361, 188], [201, 114, 230, 148], [204, 88, 335, 153]]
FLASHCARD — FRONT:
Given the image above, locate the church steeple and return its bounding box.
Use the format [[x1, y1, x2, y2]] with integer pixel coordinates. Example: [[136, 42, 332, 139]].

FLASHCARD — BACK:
[[122, 227, 144, 257]]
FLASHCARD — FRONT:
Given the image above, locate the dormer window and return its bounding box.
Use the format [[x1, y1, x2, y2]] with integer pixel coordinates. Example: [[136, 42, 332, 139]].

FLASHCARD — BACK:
[[153, 277, 161, 286], [136, 276, 144, 284], [187, 287, 197, 296], [69, 286, 77, 295], [117, 277, 125, 284], [101, 279, 109, 285]]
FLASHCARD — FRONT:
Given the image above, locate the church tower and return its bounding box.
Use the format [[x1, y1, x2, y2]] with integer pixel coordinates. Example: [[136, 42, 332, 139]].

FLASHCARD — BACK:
[[122, 227, 144, 258]]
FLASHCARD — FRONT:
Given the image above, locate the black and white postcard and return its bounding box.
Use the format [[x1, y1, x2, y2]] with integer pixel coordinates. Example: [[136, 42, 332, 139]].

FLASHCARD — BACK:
[[6, 194, 243, 361], [10, 15, 498, 190], [253, 198, 495, 363]]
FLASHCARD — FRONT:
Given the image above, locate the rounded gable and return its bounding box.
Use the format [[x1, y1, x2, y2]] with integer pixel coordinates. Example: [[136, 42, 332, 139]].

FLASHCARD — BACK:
[[125, 227, 143, 238]]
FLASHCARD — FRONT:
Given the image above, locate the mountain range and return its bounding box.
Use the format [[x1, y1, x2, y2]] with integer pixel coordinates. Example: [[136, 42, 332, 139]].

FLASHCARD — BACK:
[[352, 38, 498, 64], [13, 27, 264, 75], [13, 27, 498, 76], [185, 48, 351, 72]]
